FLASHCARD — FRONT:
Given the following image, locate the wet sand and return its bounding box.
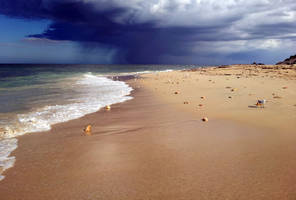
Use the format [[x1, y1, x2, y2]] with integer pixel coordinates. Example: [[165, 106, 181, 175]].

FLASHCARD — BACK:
[[1, 65, 296, 199]]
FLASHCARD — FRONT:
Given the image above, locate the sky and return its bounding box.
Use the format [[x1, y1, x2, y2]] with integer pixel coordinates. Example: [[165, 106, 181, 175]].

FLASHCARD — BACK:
[[0, 0, 295, 64]]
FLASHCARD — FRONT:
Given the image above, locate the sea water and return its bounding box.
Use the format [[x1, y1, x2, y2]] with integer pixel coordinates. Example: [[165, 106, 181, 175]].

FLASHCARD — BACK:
[[0, 64, 188, 180]]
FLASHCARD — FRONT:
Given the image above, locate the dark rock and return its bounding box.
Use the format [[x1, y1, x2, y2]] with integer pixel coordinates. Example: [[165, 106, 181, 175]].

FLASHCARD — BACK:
[[252, 62, 265, 65], [276, 54, 296, 65]]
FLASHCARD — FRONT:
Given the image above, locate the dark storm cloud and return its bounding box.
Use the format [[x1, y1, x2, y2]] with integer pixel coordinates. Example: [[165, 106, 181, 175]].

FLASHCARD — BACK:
[[0, 0, 205, 63], [244, 23, 296, 39], [0, 0, 124, 23], [32, 21, 230, 63], [0, 0, 296, 64]]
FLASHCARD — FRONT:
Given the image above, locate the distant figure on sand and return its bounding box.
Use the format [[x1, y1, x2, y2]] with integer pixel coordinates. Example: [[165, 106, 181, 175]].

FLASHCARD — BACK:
[[256, 99, 266, 108]]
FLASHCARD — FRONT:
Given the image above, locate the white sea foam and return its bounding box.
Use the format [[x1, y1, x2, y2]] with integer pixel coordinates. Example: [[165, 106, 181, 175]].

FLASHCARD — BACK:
[[0, 138, 17, 181], [116, 69, 175, 76], [0, 73, 133, 180]]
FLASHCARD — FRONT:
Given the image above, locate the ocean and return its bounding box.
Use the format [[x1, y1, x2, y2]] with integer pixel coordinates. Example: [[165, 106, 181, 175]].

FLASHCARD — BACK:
[[0, 64, 190, 180]]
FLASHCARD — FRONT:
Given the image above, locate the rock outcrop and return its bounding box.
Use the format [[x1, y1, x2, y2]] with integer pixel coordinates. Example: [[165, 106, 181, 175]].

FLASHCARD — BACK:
[[276, 54, 296, 65]]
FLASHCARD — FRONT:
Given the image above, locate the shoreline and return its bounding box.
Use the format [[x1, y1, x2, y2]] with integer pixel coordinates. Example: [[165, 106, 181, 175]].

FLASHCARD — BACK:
[[0, 73, 135, 180], [1, 65, 296, 199]]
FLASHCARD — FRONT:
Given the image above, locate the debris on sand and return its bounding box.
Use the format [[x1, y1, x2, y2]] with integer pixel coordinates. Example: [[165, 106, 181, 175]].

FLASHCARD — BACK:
[[174, 91, 179, 94], [282, 86, 288, 89], [201, 96, 205, 99], [231, 88, 237, 92], [202, 117, 209, 122], [83, 125, 92, 136], [256, 99, 266, 108], [273, 96, 282, 99], [184, 101, 189, 104]]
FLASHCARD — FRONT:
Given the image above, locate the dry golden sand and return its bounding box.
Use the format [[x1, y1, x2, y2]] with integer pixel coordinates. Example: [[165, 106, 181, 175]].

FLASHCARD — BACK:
[[0, 65, 296, 200], [141, 64, 296, 133]]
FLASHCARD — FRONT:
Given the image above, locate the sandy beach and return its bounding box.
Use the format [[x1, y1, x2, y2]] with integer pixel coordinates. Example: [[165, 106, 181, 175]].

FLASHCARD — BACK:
[[1, 65, 296, 199], [142, 64, 296, 133]]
